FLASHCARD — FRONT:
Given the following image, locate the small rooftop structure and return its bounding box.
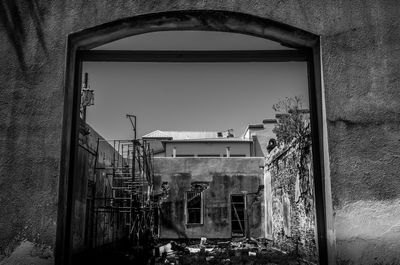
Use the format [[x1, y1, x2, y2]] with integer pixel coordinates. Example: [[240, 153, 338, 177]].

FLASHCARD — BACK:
[[241, 119, 277, 140]]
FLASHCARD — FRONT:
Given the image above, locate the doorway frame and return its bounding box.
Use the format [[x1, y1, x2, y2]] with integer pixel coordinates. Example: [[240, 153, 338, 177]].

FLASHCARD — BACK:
[[57, 10, 328, 265], [230, 193, 246, 238]]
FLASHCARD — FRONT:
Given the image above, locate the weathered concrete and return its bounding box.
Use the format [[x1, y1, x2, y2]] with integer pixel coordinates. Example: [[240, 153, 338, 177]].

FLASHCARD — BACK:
[[71, 122, 127, 255], [153, 157, 264, 239], [266, 142, 317, 264], [0, 1, 399, 264]]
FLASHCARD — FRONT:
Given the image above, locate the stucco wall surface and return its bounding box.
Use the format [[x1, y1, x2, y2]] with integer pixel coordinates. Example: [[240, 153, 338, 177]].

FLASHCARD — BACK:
[[0, 1, 399, 264]]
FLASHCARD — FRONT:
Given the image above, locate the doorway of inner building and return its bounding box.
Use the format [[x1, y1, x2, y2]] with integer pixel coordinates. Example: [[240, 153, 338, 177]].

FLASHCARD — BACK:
[[231, 194, 246, 237], [59, 10, 328, 265]]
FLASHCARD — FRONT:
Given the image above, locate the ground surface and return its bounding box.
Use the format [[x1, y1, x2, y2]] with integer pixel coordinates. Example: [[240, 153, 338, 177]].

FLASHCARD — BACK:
[[72, 239, 310, 265], [166, 248, 302, 265]]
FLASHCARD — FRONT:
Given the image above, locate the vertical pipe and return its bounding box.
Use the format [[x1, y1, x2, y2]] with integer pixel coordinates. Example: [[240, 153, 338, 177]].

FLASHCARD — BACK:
[[243, 192, 250, 238], [131, 116, 136, 242], [82, 73, 88, 122], [83, 73, 88, 89]]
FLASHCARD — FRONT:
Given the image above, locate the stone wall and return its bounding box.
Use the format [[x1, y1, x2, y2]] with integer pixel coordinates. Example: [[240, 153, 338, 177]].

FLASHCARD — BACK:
[[0, 1, 400, 264], [266, 142, 317, 264]]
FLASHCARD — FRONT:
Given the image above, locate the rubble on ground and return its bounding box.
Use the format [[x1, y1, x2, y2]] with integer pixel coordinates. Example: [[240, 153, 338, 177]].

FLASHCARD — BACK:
[[153, 237, 309, 265]]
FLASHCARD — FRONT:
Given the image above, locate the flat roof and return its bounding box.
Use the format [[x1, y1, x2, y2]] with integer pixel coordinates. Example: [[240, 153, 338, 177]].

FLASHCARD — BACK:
[[142, 130, 219, 139], [262, 119, 277, 124], [162, 138, 252, 143], [248, 124, 264, 129]]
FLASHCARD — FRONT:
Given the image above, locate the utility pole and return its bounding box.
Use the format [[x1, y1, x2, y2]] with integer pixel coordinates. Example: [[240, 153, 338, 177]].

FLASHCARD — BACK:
[[126, 114, 137, 243], [81, 73, 94, 122]]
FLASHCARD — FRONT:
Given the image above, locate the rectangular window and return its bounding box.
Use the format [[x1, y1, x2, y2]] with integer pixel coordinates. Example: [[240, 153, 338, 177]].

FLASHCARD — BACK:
[[186, 191, 203, 224], [176, 154, 195, 157]]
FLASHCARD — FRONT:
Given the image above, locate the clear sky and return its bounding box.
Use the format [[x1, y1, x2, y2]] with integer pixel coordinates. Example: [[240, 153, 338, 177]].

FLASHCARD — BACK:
[[83, 31, 309, 140]]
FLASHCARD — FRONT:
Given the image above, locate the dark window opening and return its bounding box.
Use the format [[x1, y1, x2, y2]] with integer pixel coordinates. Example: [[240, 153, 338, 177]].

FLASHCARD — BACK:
[[186, 191, 203, 224]]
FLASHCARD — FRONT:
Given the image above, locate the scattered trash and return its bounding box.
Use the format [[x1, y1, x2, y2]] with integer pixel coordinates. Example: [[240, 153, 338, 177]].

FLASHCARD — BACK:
[[200, 237, 207, 246], [171, 241, 187, 252], [187, 247, 200, 253], [222, 258, 231, 264], [159, 243, 173, 255], [204, 248, 214, 253], [217, 241, 230, 248], [152, 238, 301, 265]]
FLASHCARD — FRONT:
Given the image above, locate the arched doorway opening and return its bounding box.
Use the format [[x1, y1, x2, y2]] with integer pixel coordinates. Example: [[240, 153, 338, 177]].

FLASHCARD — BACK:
[[58, 10, 327, 265]]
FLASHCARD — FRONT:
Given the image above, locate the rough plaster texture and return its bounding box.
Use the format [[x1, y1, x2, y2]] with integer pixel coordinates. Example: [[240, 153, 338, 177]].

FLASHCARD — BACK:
[[0, 1, 399, 264], [0, 241, 53, 265], [153, 157, 264, 239]]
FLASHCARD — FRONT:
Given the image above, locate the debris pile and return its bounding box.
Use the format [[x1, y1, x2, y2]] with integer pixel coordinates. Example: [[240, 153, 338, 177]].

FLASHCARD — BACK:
[[153, 238, 304, 265]]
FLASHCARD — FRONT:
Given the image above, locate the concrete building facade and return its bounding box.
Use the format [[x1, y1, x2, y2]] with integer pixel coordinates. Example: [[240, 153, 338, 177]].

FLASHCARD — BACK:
[[242, 119, 278, 157], [163, 139, 253, 157], [153, 157, 265, 239], [143, 130, 255, 157]]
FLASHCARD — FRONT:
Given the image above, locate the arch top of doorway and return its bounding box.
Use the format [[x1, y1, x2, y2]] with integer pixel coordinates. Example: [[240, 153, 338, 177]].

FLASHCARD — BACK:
[[68, 10, 319, 51]]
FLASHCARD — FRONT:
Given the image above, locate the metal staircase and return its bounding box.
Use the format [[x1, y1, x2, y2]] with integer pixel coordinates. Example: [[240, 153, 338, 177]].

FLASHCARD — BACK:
[[92, 115, 157, 246]]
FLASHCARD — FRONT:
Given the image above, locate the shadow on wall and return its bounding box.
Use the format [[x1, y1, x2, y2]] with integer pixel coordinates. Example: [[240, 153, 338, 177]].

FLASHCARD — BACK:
[[0, 0, 47, 70], [159, 208, 188, 239]]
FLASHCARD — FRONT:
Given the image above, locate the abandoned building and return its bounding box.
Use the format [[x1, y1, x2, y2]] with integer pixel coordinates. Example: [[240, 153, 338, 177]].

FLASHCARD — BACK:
[[148, 124, 273, 240], [154, 156, 265, 239], [70, 112, 317, 262], [1, 2, 400, 265]]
